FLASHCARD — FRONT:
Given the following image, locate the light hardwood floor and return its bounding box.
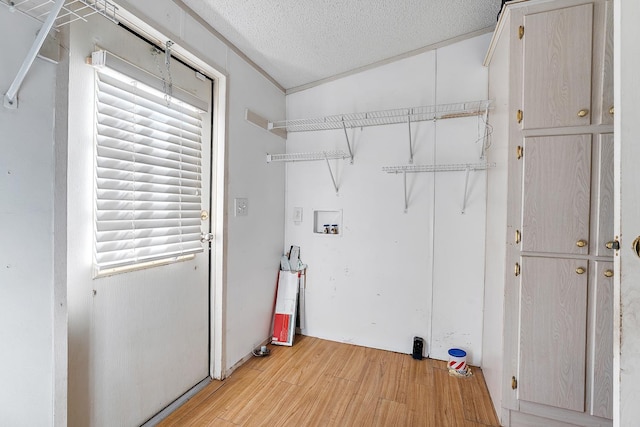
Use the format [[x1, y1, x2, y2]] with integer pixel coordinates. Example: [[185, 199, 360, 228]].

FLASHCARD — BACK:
[[160, 336, 500, 426]]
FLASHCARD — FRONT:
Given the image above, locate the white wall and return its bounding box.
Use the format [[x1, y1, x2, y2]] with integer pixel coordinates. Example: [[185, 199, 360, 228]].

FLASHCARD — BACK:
[[0, 9, 57, 426], [284, 34, 491, 364]]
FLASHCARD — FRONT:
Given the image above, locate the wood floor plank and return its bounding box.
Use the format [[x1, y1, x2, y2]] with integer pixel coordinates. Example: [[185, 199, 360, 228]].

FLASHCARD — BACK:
[[457, 368, 501, 426], [158, 336, 500, 427], [176, 368, 263, 426], [334, 344, 369, 382], [237, 379, 297, 426], [339, 391, 379, 426], [373, 398, 410, 426], [159, 380, 225, 427]]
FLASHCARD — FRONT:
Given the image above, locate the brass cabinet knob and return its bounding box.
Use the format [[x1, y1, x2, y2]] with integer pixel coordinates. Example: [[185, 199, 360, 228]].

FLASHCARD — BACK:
[[516, 145, 523, 160], [604, 270, 614, 278], [576, 239, 587, 248], [577, 109, 590, 117], [576, 267, 586, 274], [516, 109, 523, 124], [609, 106, 614, 115], [515, 230, 521, 244]]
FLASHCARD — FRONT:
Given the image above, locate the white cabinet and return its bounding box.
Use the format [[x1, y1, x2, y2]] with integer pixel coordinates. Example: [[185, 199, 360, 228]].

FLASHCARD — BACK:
[[485, 0, 614, 425], [521, 134, 592, 255], [519, 256, 589, 413], [522, 4, 593, 129]]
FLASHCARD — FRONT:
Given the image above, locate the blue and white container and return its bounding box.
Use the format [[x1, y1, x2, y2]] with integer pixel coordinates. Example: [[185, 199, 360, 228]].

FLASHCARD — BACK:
[[447, 348, 467, 374]]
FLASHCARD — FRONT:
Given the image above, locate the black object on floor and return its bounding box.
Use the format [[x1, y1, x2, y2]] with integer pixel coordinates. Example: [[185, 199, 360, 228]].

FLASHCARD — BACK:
[[412, 336, 424, 360]]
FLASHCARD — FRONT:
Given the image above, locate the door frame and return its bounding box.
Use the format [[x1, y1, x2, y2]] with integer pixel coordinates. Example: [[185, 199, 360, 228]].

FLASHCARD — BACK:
[[115, 5, 228, 380], [613, 0, 640, 425]]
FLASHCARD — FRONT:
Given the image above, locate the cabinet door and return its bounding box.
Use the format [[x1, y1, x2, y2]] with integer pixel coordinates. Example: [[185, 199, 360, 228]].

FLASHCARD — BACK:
[[594, 134, 614, 256], [522, 135, 592, 254], [519, 257, 588, 412], [522, 4, 593, 129], [589, 261, 613, 419]]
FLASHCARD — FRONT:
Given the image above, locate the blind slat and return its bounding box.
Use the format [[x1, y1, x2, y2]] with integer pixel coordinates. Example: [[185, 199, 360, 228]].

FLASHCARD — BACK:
[[94, 70, 206, 274]]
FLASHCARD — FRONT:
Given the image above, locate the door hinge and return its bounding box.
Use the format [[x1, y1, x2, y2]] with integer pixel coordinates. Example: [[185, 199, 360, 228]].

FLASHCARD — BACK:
[[514, 262, 521, 277], [512, 376, 518, 390], [516, 109, 523, 124], [518, 25, 525, 39], [515, 230, 521, 244], [516, 145, 523, 160]]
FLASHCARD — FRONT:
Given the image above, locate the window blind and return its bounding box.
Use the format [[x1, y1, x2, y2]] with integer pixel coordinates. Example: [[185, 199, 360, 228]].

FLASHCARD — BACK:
[[94, 68, 205, 275]]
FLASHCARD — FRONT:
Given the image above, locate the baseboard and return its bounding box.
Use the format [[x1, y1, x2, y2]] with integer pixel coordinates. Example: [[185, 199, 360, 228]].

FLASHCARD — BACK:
[[141, 377, 212, 426]]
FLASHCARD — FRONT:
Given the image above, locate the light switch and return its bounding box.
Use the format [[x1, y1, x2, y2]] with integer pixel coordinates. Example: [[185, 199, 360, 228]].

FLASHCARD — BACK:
[[234, 198, 248, 216], [293, 207, 303, 223]]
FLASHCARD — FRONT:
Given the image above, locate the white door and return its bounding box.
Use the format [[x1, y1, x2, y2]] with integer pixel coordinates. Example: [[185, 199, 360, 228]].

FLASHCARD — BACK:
[[615, 1, 640, 425], [69, 16, 213, 426]]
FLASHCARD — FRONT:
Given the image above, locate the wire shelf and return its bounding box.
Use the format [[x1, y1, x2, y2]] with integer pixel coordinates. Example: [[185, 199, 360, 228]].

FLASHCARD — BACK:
[[269, 100, 492, 133], [266, 151, 350, 163], [382, 162, 496, 174], [2, 0, 118, 27]]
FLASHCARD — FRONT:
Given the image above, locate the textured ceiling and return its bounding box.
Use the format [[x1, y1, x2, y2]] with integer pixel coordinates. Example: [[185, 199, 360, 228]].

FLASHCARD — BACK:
[[181, 0, 502, 91]]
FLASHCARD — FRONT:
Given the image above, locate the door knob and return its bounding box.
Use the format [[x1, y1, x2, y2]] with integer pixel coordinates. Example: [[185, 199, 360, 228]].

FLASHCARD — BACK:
[[606, 240, 620, 250], [633, 236, 640, 258], [576, 239, 587, 248], [577, 108, 590, 117], [604, 270, 613, 278], [575, 267, 586, 274]]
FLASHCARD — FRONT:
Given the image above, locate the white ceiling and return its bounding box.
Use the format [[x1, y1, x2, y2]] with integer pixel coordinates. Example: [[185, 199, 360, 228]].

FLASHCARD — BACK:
[[180, 0, 502, 91]]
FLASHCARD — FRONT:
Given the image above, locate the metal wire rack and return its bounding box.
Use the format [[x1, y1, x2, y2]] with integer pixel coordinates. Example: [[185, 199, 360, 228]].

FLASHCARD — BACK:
[[382, 162, 496, 174], [382, 162, 496, 214], [269, 100, 492, 133], [266, 151, 350, 163], [2, 0, 118, 27]]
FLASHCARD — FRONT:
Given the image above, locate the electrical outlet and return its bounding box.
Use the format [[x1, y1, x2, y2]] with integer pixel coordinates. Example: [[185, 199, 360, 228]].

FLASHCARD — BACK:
[[234, 198, 248, 216]]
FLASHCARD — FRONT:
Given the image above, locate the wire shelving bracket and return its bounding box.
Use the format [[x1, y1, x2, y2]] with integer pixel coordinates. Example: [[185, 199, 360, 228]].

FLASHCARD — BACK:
[[266, 151, 350, 195], [2, 0, 118, 108], [383, 162, 496, 214]]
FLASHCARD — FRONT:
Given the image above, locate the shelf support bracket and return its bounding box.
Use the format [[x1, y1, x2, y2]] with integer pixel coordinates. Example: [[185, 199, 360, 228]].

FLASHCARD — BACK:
[[461, 166, 471, 214], [325, 153, 340, 195], [3, 0, 66, 109], [404, 171, 409, 213], [341, 121, 354, 164], [408, 113, 414, 164], [480, 106, 490, 160]]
